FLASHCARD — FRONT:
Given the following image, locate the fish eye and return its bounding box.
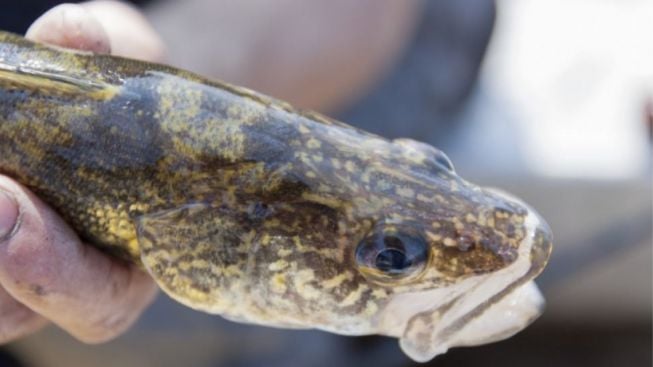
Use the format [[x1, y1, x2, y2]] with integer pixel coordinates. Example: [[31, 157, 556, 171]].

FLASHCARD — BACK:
[[432, 151, 455, 172], [355, 230, 429, 280]]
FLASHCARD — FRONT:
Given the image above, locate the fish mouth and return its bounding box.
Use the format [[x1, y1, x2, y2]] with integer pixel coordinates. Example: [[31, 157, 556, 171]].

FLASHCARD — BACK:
[[380, 191, 553, 362]]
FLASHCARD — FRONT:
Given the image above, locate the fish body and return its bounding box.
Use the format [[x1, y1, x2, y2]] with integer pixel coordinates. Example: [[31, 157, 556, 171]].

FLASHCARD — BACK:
[[0, 31, 552, 361]]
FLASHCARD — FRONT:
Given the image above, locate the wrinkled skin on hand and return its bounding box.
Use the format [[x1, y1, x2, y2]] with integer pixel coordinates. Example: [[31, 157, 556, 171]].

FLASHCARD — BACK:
[[0, 1, 162, 345]]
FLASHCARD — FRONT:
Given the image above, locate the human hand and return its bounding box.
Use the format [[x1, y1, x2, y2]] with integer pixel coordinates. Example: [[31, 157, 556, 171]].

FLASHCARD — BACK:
[[0, 1, 164, 344], [146, 0, 420, 112]]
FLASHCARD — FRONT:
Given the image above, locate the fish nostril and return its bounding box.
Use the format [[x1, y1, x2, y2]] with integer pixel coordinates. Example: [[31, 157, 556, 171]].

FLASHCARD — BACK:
[[432, 151, 455, 172], [479, 238, 498, 252]]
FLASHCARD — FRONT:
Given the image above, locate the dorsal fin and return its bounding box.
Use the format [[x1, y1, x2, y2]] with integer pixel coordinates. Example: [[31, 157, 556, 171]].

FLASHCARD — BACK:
[[0, 62, 118, 99]]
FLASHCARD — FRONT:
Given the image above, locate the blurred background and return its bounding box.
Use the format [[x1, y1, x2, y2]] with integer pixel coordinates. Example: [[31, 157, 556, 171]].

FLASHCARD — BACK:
[[1, 0, 651, 366]]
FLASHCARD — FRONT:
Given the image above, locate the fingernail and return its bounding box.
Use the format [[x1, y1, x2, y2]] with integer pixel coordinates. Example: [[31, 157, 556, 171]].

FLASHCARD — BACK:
[[0, 190, 19, 241]]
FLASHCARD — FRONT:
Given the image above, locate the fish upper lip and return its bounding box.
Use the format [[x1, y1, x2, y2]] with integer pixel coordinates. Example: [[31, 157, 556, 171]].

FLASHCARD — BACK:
[[526, 223, 554, 280], [482, 187, 553, 261]]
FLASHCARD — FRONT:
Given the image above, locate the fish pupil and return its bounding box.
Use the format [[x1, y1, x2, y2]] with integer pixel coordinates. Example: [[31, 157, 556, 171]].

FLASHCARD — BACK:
[[375, 247, 409, 273], [356, 230, 428, 279]]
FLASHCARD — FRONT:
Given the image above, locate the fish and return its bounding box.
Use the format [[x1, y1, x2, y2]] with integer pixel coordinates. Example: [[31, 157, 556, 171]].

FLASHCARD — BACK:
[[0, 31, 552, 362]]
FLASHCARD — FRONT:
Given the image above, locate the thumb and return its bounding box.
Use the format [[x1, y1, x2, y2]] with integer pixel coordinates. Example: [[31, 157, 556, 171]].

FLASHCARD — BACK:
[[0, 176, 157, 343]]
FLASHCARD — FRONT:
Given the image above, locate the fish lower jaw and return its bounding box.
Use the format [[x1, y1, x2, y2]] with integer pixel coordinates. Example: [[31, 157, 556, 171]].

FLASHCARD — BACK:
[[391, 207, 547, 362], [398, 281, 544, 363], [437, 280, 544, 349]]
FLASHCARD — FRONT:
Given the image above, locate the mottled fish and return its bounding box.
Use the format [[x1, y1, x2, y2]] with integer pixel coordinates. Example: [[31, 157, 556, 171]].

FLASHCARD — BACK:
[[0, 31, 552, 362]]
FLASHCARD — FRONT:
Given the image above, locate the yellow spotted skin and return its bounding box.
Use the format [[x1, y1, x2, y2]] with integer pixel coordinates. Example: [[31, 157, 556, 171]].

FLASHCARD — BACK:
[[0, 32, 552, 339]]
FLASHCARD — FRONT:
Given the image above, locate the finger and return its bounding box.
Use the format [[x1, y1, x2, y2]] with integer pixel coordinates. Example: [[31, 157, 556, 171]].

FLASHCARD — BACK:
[[0, 286, 48, 344], [0, 176, 158, 343], [82, 0, 166, 62], [26, 1, 166, 62], [25, 3, 111, 53]]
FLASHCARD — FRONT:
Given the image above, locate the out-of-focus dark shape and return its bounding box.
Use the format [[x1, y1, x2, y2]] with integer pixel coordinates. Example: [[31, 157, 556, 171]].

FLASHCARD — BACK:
[[412, 322, 652, 367], [340, 0, 495, 146], [0, 0, 152, 33], [0, 348, 26, 367], [0, 0, 66, 33]]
